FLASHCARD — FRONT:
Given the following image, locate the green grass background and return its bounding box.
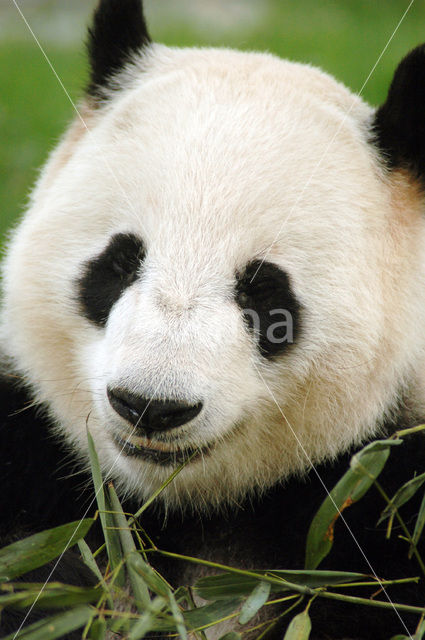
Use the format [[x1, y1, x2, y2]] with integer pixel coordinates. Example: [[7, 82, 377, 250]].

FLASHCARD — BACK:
[[1, 0, 425, 237]]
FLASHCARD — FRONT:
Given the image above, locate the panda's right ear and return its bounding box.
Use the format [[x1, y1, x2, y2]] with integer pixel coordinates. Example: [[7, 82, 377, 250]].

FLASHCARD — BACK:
[[87, 0, 151, 100], [373, 44, 425, 181]]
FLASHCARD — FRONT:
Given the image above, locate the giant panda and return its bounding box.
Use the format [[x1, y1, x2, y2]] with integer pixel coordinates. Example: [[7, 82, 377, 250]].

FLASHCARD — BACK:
[[2, 1, 425, 638]]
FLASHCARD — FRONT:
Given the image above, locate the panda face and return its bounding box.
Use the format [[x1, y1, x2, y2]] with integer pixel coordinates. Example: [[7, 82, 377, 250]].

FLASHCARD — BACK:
[[2, 14, 425, 508]]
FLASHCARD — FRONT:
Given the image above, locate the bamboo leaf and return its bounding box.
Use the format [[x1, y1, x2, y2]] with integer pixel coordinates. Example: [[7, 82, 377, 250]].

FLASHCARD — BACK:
[[378, 472, 425, 525], [269, 569, 367, 587], [219, 634, 242, 640], [0, 605, 93, 640], [415, 619, 425, 640], [87, 616, 107, 640], [108, 483, 150, 609], [305, 439, 399, 569], [160, 550, 425, 617], [128, 552, 152, 609], [0, 519, 93, 581], [77, 538, 112, 609], [108, 616, 132, 635], [108, 484, 137, 556], [349, 440, 401, 500], [409, 490, 425, 559], [283, 610, 311, 639], [128, 596, 168, 639], [169, 589, 188, 640], [126, 551, 171, 598], [0, 583, 100, 610], [238, 580, 270, 625], [183, 598, 242, 630], [127, 611, 157, 640], [173, 586, 190, 603], [86, 428, 124, 586], [194, 569, 366, 600], [77, 539, 104, 585]]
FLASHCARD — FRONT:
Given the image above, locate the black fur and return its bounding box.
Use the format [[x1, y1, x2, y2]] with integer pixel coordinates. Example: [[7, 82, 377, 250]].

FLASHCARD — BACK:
[[1, 371, 424, 639], [77, 232, 145, 327], [87, 0, 151, 99], [0, 373, 97, 639], [373, 44, 425, 180], [235, 260, 301, 358]]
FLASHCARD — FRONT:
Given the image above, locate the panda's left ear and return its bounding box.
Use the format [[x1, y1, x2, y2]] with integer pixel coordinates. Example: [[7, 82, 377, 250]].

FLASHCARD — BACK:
[[87, 0, 151, 100], [373, 44, 425, 179]]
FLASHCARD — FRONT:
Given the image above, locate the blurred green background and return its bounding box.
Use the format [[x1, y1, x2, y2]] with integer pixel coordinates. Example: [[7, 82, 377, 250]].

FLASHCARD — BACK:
[[1, 0, 425, 237]]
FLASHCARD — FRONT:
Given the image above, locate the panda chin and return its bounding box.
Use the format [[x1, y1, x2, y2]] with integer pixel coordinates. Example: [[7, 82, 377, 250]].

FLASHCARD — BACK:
[[113, 434, 210, 467]]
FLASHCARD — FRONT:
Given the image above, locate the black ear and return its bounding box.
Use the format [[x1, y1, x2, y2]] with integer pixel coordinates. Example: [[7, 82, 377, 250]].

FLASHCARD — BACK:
[[87, 0, 151, 99], [373, 45, 425, 180]]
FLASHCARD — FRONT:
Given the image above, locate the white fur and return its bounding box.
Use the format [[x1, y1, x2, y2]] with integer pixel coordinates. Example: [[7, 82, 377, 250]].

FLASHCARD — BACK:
[[2, 44, 425, 508]]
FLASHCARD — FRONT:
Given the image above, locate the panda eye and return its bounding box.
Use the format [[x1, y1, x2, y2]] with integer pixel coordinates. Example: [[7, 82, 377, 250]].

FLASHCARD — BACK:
[[111, 244, 145, 279], [77, 233, 145, 327], [235, 260, 301, 359]]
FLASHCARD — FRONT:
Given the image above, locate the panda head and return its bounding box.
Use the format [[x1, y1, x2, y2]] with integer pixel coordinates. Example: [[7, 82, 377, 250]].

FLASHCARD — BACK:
[[2, 0, 425, 508]]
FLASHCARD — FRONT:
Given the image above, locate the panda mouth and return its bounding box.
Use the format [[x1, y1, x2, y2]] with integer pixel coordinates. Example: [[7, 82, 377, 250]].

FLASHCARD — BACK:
[[113, 434, 209, 466]]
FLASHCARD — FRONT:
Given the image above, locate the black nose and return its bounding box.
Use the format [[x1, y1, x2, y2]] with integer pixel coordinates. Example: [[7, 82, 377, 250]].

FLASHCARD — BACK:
[[107, 387, 203, 433]]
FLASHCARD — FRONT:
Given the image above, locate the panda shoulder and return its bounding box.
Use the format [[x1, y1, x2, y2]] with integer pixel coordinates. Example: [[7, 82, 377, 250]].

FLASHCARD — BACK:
[[0, 360, 92, 538]]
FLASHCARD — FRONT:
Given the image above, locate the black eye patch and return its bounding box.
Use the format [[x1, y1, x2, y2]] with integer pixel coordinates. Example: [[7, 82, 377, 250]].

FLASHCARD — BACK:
[[77, 233, 145, 327], [235, 260, 300, 358]]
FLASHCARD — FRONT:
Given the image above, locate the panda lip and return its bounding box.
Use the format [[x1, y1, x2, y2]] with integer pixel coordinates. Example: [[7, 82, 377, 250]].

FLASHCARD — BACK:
[[113, 434, 209, 466]]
